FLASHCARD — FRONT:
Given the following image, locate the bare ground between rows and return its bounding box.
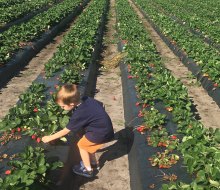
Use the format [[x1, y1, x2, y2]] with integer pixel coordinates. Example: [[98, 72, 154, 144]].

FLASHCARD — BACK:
[[129, 0, 220, 129], [53, 0, 130, 189], [0, 3, 88, 119], [83, 0, 130, 187]]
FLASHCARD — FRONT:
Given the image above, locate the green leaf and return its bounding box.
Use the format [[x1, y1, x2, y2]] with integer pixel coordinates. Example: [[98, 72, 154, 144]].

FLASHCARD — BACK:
[[37, 155, 45, 166], [209, 179, 220, 187], [196, 170, 206, 183], [51, 161, 64, 170], [36, 165, 46, 174]]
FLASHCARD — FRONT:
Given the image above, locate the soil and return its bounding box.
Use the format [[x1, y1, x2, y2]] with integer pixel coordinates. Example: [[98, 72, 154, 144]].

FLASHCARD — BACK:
[[72, 0, 130, 189], [129, 0, 220, 129], [54, 0, 130, 189]]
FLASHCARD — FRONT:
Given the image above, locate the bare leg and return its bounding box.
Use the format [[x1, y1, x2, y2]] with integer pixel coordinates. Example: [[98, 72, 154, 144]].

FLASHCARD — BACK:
[[79, 148, 92, 170]]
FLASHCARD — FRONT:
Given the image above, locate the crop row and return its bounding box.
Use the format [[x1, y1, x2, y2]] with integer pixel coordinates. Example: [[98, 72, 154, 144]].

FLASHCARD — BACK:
[[133, 0, 220, 86], [116, 0, 220, 189], [44, 0, 107, 79], [0, 0, 27, 8], [149, 0, 220, 46], [0, 0, 108, 188], [0, 0, 83, 66], [0, 0, 56, 26]]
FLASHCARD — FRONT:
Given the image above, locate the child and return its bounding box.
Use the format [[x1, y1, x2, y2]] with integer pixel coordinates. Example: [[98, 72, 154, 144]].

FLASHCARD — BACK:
[[42, 84, 114, 178]]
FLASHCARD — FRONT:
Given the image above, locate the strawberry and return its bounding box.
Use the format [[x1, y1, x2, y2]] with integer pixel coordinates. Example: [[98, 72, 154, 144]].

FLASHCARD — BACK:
[[138, 111, 144, 117], [213, 83, 218, 87], [162, 142, 168, 147], [142, 103, 148, 108], [36, 137, 41, 143], [11, 129, 16, 133], [170, 135, 177, 140], [166, 107, 173, 112], [127, 75, 133, 79], [157, 142, 163, 147], [33, 108, 38, 112], [5, 170, 11, 175], [17, 127, 21, 132], [135, 102, 140, 106], [136, 126, 145, 132], [31, 135, 37, 140]]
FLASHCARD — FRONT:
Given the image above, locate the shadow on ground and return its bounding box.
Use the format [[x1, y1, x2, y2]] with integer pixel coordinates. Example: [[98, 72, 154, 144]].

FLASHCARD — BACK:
[[50, 127, 134, 190]]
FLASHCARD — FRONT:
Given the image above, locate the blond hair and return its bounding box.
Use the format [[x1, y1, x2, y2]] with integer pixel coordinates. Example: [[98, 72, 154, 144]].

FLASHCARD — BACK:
[[56, 84, 80, 105]]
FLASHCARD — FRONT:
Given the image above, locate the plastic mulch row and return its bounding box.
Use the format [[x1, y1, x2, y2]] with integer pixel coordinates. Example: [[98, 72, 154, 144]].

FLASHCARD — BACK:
[[0, 0, 89, 89], [132, 0, 220, 108], [118, 42, 192, 190], [150, 2, 220, 51]]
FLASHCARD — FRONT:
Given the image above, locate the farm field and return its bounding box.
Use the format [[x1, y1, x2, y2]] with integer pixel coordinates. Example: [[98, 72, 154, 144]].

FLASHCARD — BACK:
[[0, 0, 220, 189]]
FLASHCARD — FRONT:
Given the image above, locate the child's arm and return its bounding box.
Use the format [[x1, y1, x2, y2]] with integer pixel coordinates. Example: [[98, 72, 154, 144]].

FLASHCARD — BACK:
[[42, 128, 70, 143]]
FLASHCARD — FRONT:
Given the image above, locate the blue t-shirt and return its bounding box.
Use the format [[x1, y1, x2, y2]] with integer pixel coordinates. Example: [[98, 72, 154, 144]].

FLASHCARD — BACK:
[[66, 96, 114, 143]]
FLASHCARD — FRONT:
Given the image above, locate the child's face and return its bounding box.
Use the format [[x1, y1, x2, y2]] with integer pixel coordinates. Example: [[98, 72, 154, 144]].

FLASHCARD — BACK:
[[57, 101, 74, 111]]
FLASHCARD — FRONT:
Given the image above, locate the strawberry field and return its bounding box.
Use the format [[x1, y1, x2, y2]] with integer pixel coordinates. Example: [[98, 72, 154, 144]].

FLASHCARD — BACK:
[[0, 0, 220, 189]]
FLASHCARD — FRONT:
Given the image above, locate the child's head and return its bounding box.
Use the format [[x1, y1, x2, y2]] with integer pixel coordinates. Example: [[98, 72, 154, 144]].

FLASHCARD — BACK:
[[56, 84, 80, 111]]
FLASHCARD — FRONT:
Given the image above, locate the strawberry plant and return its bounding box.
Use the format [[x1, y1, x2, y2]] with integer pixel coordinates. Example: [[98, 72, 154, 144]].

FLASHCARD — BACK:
[[0, 146, 63, 189], [142, 108, 166, 130], [60, 64, 85, 84], [149, 150, 180, 169], [134, 0, 220, 85], [0, 0, 56, 26], [0, 0, 83, 65], [116, 0, 220, 188], [147, 128, 179, 151], [45, 0, 108, 78]]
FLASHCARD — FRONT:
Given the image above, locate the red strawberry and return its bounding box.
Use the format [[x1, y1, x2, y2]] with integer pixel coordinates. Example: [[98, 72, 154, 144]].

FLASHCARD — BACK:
[[142, 103, 148, 108], [136, 126, 145, 132], [17, 128, 21, 132], [127, 75, 133, 79], [33, 108, 38, 112], [138, 111, 144, 117], [5, 170, 11, 175], [170, 135, 177, 140], [31, 135, 37, 140], [213, 83, 218, 87], [11, 129, 16, 133], [36, 137, 41, 143], [135, 102, 140, 106]]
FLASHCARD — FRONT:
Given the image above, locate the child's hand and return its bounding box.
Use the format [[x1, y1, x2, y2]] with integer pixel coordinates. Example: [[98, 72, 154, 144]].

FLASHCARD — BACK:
[[42, 136, 52, 143]]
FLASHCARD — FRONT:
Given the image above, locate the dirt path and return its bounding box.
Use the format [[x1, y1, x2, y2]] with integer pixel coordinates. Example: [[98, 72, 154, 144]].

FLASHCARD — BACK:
[[129, 0, 220, 129], [0, 8, 86, 119], [79, 0, 130, 189]]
